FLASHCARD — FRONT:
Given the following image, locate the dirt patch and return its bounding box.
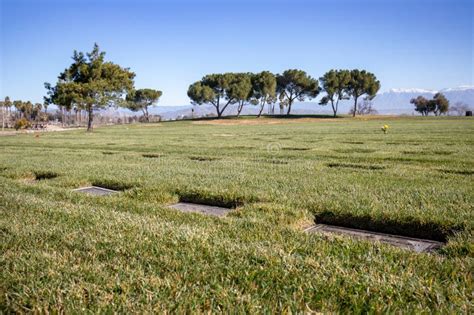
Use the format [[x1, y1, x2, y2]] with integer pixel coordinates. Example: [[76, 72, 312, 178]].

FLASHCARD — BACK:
[[194, 119, 284, 126], [0, 131, 17, 137], [102, 151, 116, 155], [1, 125, 83, 136]]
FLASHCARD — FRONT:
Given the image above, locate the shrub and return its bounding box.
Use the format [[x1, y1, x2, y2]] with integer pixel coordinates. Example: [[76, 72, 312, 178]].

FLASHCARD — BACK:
[[14, 118, 31, 130]]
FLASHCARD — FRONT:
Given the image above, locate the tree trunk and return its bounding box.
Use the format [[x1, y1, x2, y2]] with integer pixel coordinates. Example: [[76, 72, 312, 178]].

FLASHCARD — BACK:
[[331, 100, 337, 118], [215, 97, 222, 118], [237, 102, 244, 117], [144, 107, 149, 122], [87, 105, 93, 132], [286, 100, 293, 115], [353, 96, 358, 117], [142, 107, 150, 122], [257, 103, 265, 118]]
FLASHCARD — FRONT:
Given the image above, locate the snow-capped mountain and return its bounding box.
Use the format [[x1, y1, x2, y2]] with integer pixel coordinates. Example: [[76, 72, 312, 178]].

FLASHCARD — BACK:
[[385, 88, 436, 94]]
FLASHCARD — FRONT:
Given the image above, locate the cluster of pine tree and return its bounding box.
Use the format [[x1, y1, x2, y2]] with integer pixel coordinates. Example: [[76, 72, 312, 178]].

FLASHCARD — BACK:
[[188, 69, 380, 118]]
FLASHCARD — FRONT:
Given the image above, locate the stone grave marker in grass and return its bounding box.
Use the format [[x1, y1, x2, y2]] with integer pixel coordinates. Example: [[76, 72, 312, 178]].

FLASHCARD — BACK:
[[305, 224, 443, 253], [73, 186, 119, 196], [168, 202, 232, 217]]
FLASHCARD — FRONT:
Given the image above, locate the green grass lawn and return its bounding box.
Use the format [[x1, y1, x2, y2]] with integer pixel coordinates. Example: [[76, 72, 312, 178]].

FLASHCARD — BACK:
[[1, 116, 473, 312]]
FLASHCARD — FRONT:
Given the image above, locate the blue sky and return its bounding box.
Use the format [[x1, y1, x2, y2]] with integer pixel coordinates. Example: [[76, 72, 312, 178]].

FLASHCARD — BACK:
[[1, 0, 473, 106]]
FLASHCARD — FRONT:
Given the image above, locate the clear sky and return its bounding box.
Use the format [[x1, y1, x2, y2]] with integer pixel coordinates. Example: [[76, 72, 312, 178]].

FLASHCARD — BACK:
[[1, 0, 473, 106]]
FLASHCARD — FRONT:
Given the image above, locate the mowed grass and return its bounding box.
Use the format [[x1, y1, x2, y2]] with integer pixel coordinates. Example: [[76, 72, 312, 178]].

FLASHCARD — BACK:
[[0, 116, 473, 312]]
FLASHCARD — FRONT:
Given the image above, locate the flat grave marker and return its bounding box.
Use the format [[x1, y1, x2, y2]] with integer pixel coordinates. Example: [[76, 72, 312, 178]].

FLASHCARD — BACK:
[[168, 202, 232, 217], [73, 186, 119, 196], [305, 224, 443, 253]]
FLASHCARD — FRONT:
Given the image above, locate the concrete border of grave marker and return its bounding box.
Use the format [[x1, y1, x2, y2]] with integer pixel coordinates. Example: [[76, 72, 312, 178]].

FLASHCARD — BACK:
[[305, 224, 443, 253], [73, 186, 119, 196]]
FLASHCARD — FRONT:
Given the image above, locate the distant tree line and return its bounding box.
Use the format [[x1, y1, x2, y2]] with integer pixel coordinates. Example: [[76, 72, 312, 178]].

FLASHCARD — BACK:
[[7, 42, 469, 133], [410, 93, 450, 116], [0, 97, 49, 130], [188, 69, 381, 118]]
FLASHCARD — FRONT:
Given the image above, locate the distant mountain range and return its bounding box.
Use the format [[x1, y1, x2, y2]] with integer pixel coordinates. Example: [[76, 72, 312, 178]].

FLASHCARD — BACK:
[[150, 85, 473, 119]]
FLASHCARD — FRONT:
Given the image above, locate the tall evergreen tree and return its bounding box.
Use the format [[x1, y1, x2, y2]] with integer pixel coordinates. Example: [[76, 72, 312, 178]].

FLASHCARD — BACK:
[[45, 44, 135, 131]]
